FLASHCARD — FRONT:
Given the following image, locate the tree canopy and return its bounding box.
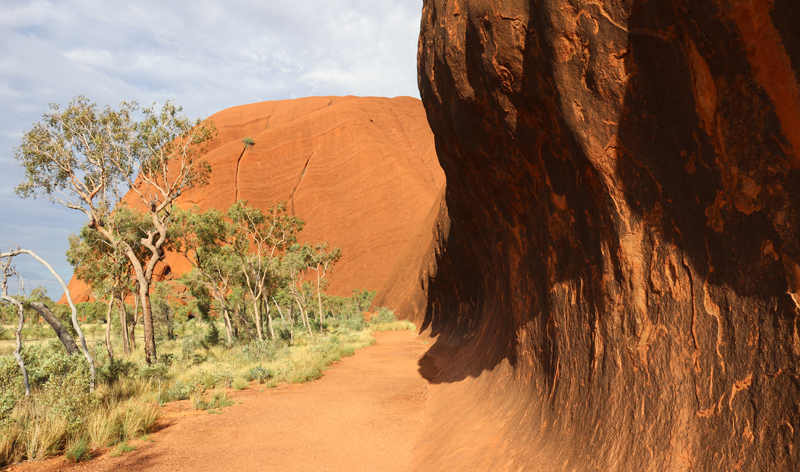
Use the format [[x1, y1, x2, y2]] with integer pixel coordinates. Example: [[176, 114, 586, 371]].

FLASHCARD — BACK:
[[15, 95, 217, 363]]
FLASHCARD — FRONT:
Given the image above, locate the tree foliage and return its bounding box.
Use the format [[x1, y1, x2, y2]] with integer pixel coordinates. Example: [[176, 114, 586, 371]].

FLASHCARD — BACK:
[[173, 200, 343, 344], [15, 96, 216, 364]]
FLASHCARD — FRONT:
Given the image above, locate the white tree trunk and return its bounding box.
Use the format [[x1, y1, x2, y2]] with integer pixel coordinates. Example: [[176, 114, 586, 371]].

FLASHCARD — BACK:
[[104, 296, 115, 362], [7, 249, 95, 390]]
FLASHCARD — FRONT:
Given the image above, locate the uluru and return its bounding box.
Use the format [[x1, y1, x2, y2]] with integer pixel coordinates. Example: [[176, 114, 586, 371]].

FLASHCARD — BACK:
[[63, 95, 445, 303]]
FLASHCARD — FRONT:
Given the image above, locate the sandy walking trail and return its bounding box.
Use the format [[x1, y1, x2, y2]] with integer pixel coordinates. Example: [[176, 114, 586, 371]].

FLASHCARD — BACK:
[[11, 330, 429, 472]]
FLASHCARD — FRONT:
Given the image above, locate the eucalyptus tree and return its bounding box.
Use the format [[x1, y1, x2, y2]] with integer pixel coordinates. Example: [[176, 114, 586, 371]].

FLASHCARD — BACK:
[[307, 243, 342, 325], [173, 206, 238, 343], [283, 243, 316, 337], [228, 201, 303, 340], [15, 96, 216, 363], [67, 211, 145, 357]]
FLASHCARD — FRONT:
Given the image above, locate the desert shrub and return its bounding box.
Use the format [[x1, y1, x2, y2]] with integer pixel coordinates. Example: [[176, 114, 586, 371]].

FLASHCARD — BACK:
[[232, 378, 249, 390], [138, 363, 168, 381], [238, 339, 278, 363], [0, 354, 21, 391], [0, 390, 18, 421], [204, 321, 220, 346], [159, 353, 175, 367], [188, 368, 234, 390], [247, 365, 271, 384], [155, 379, 192, 404], [193, 389, 233, 411], [97, 358, 137, 385], [21, 340, 82, 388], [369, 307, 396, 325], [334, 316, 365, 331], [181, 335, 207, 358], [43, 368, 95, 436], [277, 326, 292, 341], [0, 363, 102, 465]]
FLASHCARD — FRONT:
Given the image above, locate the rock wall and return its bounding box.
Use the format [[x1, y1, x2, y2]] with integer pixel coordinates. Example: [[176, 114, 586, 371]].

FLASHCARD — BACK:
[[413, 0, 800, 470]]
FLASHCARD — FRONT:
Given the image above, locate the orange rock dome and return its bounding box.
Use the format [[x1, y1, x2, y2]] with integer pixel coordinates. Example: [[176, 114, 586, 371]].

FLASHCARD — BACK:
[[62, 96, 443, 303]]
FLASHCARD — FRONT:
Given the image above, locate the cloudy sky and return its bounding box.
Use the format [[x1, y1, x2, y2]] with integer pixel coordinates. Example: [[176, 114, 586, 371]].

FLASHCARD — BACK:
[[0, 0, 423, 299]]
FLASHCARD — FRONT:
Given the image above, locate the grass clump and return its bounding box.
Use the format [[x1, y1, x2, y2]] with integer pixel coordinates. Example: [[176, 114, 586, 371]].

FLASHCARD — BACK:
[[109, 441, 136, 457], [192, 389, 234, 411], [232, 377, 249, 390], [369, 307, 416, 332], [65, 437, 91, 463]]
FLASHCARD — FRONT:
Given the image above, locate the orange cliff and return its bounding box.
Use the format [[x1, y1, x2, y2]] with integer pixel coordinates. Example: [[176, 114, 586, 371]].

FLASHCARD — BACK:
[[61, 96, 444, 303]]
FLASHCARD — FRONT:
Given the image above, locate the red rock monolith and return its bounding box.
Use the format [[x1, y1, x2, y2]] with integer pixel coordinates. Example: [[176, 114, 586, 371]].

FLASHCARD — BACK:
[[62, 96, 443, 302]]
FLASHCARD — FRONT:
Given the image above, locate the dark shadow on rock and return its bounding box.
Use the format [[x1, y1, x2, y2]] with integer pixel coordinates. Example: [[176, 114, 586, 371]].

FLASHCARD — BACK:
[[417, 353, 440, 382]]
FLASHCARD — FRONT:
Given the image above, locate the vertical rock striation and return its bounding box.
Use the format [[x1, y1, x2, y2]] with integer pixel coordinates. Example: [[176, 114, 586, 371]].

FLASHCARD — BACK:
[[415, 0, 800, 469]]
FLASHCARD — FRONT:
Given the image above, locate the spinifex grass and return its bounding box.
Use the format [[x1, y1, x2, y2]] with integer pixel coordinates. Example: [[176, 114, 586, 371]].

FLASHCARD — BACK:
[[0, 393, 158, 466], [65, 437, 91, 463], [0, 315, 415, 467]]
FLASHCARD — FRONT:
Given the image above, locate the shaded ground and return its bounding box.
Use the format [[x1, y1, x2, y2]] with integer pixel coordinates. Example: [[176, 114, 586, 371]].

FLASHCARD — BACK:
[[8, 330, 429, 472]]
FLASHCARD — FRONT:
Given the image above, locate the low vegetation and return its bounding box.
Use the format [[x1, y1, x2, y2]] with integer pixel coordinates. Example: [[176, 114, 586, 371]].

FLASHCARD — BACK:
[[0, 297, 413, 466]]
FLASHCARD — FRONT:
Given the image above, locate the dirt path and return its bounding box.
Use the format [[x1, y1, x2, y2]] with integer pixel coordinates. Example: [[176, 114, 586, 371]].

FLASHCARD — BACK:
[[10, 330, 429, 472]]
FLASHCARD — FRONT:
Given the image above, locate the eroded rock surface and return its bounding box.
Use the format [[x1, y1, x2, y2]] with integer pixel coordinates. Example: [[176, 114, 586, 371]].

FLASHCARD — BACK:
[[411, 0, 800, 470]]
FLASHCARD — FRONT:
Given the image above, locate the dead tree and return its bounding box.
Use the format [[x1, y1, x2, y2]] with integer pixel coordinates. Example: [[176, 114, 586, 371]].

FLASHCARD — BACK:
[[0, 256, 30, 397], [0, 248, 95, 390]]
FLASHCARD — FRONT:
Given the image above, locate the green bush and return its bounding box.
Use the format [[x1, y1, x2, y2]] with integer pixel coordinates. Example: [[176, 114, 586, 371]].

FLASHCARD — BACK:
[[232, 378, 248, 390], [156, 380, 192, 404], [138, 363, 168, 381], [0, 390, 19, 421], [190, 369, 233, 390], [370, 307, 397, 325], [204, 321, 220, 346], [21, 340, 83, 388], [98, 359, 137, 385], [44, 368, 94, 435], [0, 355, 21, 392], [238, 339, 278, 363], [181, 335, 207, 361], [247, 365, 271, 384]]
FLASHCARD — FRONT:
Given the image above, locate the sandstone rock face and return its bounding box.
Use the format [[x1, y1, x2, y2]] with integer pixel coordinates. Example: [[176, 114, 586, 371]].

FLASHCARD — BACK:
[[413, 0, 800, 470], [63, 96, 443, 302]]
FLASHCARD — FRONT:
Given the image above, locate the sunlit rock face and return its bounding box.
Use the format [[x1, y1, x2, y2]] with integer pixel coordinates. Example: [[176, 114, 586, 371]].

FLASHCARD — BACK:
[[62, 96, 444, 302], [413, 0, 800, 469]]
